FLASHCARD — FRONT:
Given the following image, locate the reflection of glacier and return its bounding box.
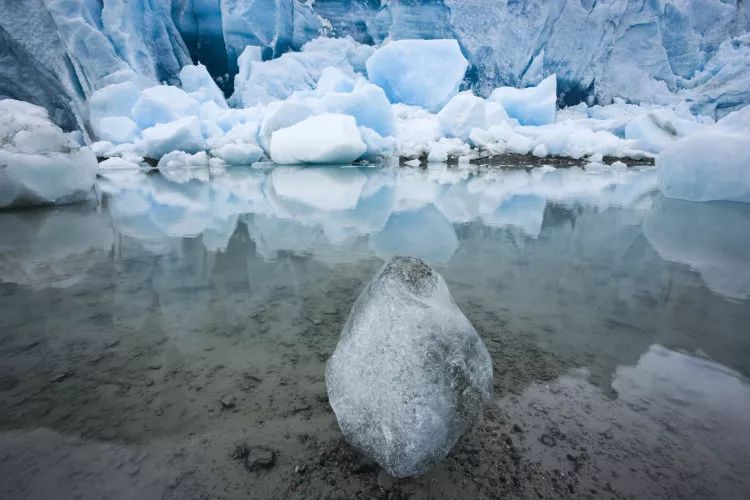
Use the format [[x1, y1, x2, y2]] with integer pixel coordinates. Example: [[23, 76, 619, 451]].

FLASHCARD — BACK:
[[614, 345, 750, 437], [643, 196, 750, 300], [99, 164, 658, 263], [0, 207, 113, 288], [506, 344, 750, 497]]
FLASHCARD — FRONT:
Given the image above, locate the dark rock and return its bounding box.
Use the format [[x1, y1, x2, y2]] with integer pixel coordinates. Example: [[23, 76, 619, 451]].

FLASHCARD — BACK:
[[540, 434, 556, 447], [221, 395, 237, 408], [245, 447, 275, 470], [377, 470, 395, 491]]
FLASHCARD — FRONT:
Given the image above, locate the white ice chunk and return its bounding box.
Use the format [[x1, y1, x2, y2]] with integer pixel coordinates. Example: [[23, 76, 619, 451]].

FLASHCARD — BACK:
[[657, 106, 750, 203], [179, 63, 227, 108], [321, 83, 396, 137], [316, 66, 355, 94], [131, 85, 201, 129], [98, 156, 143, 170], [437, 92, 492, 140], [139, 116, 205, 159], [359, 126, 395, 158], [269, 113, 366, 165], [0, 99, 98, 208], [489, 74, 557, 126], [88, 81, 142, 136], [210, 143, 264, 165], [231, 37, 374, 107], [157, 150, 209, 169], [366, 39, 469, 112], [258, 101, 314, 153], [624, 108, 706, 154], [96, 116, 140, 144]]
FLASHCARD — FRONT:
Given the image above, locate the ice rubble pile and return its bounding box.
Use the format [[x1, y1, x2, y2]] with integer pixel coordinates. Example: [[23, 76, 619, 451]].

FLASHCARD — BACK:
[[325, 256, 493, 477], [87, 37, 716, 171], [0, 100, 97, 208]]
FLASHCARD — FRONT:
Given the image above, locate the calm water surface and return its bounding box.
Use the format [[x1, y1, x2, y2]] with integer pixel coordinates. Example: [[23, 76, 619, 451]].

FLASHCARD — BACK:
[[1, 163, 749, 499]]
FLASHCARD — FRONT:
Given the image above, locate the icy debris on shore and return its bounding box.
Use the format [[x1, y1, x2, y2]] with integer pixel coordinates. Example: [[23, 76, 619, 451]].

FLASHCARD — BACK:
[[657, 106, 750, 203], [0, 100, 97, 208], [326, 257, 493, 478], [81, 37, 717, 169]]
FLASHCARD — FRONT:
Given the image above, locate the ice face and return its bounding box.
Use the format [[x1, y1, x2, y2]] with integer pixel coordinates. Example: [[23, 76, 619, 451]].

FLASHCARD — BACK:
[[2, 0, 750, 130], [366, 39, 468, 112], [657, 106, 750, 203], [325, 256, 493, 478], [0, 99, 98, 208]]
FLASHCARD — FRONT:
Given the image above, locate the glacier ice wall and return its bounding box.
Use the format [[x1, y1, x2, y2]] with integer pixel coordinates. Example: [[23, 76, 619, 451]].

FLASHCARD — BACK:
[[1, 0, 749, 132]]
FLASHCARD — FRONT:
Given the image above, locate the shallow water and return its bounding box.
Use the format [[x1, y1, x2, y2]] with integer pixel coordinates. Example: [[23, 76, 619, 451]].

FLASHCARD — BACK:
[[1, 163, 749, 499]]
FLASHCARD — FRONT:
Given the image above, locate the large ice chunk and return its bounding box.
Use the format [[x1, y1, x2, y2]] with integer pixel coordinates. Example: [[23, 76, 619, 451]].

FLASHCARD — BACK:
[[624, 108, 707, 154], [269, 113, 366, 165], [437, 92, 508, 140], [326, 256, 493, 478], [489, 74, 557, 126], [131, 85, 201, 129], [230, 37, 374, 107], [179, 63, 227, 108], [321, 83, 396, 137], [88, 81, 142, 128], [139, 116, 205, 159], [657, 106, 750, 203], [210, 143, 264, 165], [0, 99, 97, 208], [258, 101, 314, 153], [96, 117, 140, 144], [366, 39, 469, 112], [316, 66, 355, 94]]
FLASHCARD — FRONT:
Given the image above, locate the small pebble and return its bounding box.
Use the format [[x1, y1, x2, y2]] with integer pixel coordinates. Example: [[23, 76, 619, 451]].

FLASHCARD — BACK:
[[540, 434, 556, 447]]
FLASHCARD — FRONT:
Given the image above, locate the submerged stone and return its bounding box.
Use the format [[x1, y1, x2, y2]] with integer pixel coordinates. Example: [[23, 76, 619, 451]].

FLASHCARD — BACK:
[[325, 256, 493, 478]]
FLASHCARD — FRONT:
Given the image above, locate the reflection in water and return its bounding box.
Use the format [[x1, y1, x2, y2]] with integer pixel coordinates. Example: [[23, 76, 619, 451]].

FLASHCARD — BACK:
[[96, 164, 658, 263], [643, 196, 750, 300], [505, 344, 750, 498], [0, 206, 113, 289], [1, 163, 750, 498]]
